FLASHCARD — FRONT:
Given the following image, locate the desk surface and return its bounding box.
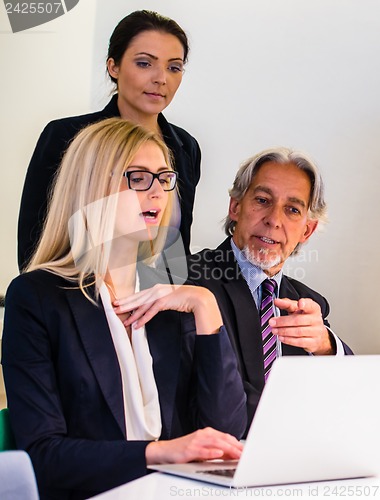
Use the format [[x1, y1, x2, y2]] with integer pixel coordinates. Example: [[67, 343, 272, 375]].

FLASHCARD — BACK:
[[92, 471, 380, 499]]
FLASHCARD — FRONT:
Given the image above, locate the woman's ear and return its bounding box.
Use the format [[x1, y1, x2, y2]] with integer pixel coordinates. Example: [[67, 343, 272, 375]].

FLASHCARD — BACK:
[[107, 58, 119, 80]]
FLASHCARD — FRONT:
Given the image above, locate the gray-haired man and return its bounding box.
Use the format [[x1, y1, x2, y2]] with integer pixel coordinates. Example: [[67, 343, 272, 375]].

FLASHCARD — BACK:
[[188, 147, 353, 432]]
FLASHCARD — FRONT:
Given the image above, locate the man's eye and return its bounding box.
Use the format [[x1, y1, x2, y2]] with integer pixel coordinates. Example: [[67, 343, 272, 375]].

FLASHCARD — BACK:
[[256, 197, 268, 205], [288, 206, 301, 215]]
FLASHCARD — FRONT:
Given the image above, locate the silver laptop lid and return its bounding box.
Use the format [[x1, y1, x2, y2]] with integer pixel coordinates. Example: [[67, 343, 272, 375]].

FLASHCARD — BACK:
[[233, 355, 380, 487]]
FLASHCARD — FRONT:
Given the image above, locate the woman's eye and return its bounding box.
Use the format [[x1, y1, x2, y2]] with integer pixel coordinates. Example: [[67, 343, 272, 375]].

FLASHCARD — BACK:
[[130, 176, 144, 184], [168, 64, 183, 73], [136, 61, 151, 68]]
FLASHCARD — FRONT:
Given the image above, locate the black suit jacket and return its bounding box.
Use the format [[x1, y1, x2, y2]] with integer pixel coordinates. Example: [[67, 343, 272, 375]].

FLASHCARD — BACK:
[[1, 269, 246, 499], [187, 237, 353, 431], [17, 95, 201, 269]]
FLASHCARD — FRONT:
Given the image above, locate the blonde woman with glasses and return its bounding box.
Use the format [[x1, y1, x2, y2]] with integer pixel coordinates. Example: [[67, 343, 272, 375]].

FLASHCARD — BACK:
[[2, 118, 246, 500]]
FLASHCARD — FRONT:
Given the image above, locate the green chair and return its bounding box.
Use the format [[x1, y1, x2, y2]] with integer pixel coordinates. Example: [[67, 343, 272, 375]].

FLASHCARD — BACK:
[[0, 408, 16, 451]]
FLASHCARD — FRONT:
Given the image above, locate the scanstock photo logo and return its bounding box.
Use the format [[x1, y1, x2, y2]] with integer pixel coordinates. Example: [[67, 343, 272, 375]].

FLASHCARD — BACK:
[[3, 0, 80, 32]]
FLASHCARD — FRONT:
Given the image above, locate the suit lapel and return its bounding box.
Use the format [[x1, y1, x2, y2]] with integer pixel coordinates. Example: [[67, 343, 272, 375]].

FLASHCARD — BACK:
[[216, 240, 265, 386], [279, 276, 299, 302], [138, 264, 182, 439], [279, 276, 309, 356], [65, 286, 127, 437], [221, 279, 265, 385], [146, 313, 181, 439]]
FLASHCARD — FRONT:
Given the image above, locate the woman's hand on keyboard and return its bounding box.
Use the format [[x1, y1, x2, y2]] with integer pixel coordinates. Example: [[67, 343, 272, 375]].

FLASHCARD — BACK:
[[145, 427, 243, 465]]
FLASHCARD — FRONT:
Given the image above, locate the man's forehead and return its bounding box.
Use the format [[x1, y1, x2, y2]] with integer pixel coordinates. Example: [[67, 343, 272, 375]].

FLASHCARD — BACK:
[[246, 162, 312, 203]]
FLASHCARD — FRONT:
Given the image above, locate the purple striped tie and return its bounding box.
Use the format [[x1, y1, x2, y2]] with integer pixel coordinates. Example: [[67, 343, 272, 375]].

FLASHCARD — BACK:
[[260, 279, 277, 382]]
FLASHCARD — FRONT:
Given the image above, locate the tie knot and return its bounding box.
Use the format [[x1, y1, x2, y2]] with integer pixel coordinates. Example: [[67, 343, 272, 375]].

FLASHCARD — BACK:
[[262, 279, 277, 297]]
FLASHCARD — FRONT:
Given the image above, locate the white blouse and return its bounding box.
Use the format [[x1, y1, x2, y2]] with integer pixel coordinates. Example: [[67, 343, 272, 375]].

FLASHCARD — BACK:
[[99, 276, 162, 441]]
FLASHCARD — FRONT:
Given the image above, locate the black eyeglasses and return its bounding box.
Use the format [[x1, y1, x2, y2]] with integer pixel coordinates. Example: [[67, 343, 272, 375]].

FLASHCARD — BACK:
[[123, 170, 177, 191]]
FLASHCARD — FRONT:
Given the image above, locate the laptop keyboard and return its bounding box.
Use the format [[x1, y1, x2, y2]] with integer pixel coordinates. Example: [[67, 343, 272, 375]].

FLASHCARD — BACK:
[[198, 468, 236, 478]]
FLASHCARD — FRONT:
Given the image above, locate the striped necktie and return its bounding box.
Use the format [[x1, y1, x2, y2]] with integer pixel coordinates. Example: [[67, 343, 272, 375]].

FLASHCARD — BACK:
[[260, 279, 277, 382]]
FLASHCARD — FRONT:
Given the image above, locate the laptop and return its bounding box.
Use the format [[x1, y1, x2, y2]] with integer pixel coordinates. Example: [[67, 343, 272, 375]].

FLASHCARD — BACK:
[[149, 355, 380, 487]]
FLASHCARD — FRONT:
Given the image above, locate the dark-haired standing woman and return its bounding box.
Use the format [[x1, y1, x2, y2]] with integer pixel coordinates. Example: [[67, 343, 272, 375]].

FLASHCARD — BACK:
[[18, 10, 200, 269]]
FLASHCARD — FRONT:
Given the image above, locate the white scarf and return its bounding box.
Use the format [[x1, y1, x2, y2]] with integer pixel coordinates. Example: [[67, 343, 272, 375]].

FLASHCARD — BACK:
[[100, 275, 162, 440]]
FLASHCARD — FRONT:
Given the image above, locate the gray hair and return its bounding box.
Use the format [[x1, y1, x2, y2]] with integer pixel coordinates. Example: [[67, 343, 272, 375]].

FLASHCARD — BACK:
[[224, 147, 327, 246]]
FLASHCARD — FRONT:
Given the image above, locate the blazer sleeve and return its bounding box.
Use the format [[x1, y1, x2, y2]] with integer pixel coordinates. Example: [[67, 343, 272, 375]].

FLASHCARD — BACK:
[[17, 120, 75, 271], [1, 276, 149, 496], [183, 319, 247, 439], [187, 134, 201, 187], [161, 119, 201, 255]]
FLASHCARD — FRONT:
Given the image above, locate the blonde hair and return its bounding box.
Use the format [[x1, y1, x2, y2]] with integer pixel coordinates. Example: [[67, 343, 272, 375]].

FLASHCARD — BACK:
[[27, 118, 174, 296]]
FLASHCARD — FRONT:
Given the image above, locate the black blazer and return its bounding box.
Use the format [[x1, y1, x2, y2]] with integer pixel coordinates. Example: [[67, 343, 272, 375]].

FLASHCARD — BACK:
[[187, 237, 353, 431], [1, 269, 246, 499], [17, 95, 201, 269]]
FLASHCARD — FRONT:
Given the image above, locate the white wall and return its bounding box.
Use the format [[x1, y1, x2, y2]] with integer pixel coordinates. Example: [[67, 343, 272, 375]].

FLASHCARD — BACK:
[[0, 0, 96, 282], [1, 0, 380, 354]]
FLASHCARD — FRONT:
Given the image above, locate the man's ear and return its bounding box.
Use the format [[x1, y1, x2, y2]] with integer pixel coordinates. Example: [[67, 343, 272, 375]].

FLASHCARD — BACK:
[[300, 219, 318, 244], [229, 198, 240, 222], [107, 58, 119, 79]]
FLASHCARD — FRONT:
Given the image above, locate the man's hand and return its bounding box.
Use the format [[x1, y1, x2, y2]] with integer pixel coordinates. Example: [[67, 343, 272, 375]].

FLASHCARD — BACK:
[[270, 298, 335, 355]]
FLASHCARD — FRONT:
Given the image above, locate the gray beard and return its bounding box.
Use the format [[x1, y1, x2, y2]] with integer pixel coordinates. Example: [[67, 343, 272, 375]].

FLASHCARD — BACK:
[[242, 245, 281, 271]]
